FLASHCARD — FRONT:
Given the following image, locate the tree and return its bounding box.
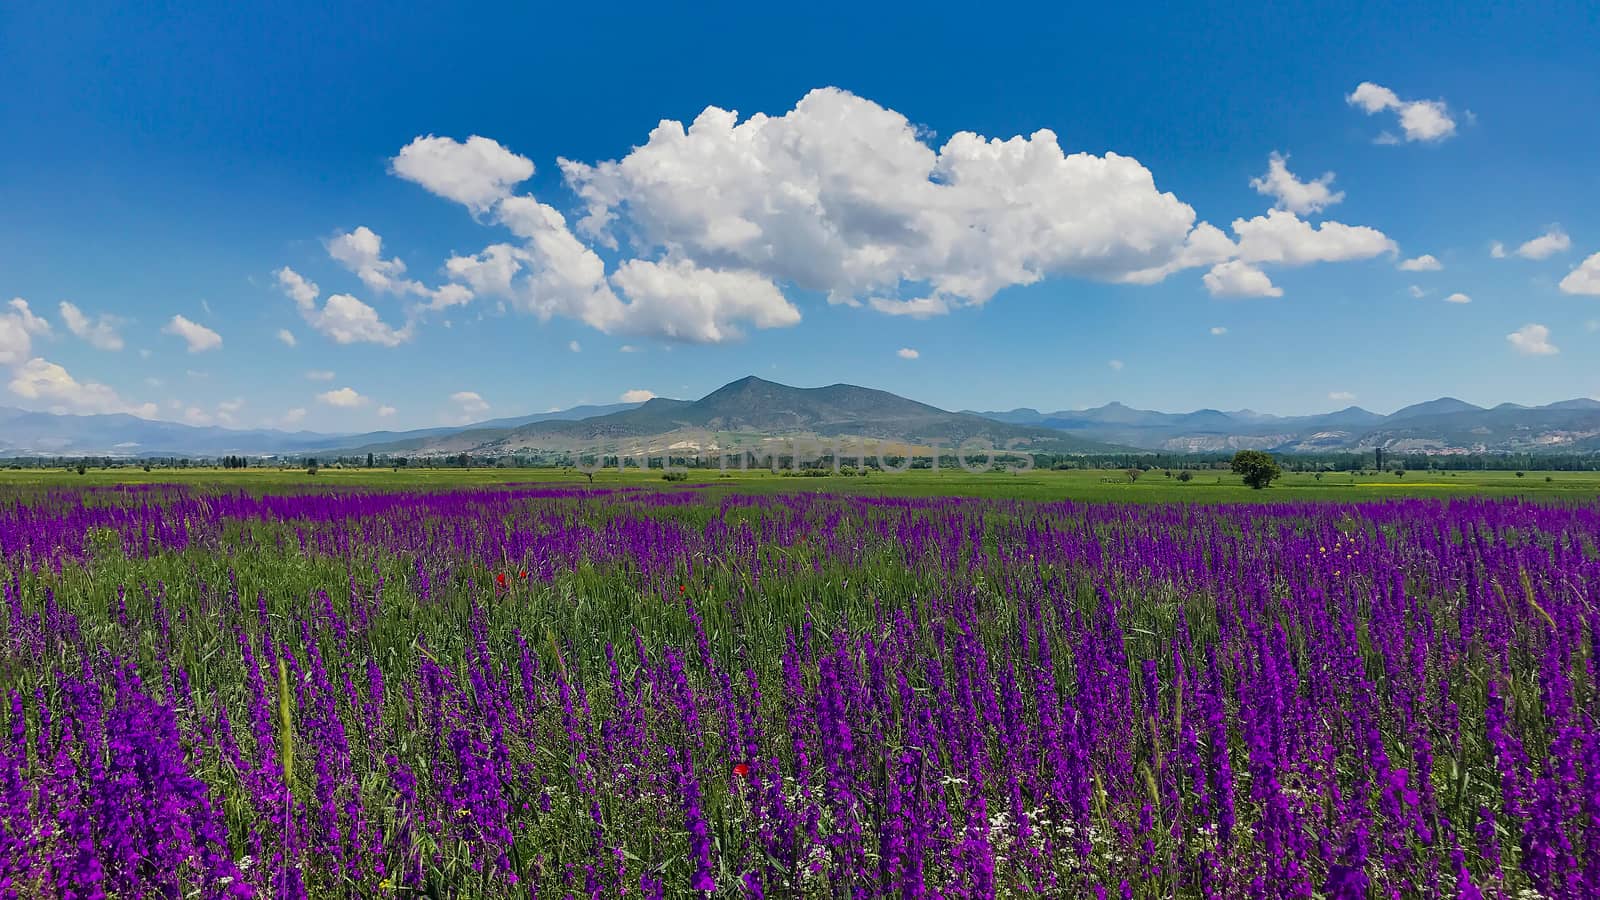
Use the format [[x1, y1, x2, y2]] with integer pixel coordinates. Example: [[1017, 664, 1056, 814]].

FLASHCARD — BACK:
[[367, 452, 376, 468], [1125, 467, 1142, 483], [1176, 470, 1193, 483], [1230, 450, 1282, 490]]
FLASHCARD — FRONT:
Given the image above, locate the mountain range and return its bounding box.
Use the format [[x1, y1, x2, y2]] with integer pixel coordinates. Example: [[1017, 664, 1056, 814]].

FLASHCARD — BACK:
[[966, 396, 1600, 453], [5, 378, 1600, 458]]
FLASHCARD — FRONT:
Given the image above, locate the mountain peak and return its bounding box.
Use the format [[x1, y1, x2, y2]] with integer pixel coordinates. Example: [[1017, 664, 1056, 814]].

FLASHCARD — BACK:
[[1389, 397, 1484, 420]]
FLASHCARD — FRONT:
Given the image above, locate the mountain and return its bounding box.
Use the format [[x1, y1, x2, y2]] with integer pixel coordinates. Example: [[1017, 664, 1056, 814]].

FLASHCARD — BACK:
[[0, 401, 640, 458], [1388, 397, 1484, 421], [968, 396, 1600, 454], [9, 386, 1600, 458], [345, 376, 1124, 457]]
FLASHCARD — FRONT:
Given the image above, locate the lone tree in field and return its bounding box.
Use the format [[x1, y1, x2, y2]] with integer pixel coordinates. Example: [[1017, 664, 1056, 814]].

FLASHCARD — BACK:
[[1230, 450, 1283, 489]]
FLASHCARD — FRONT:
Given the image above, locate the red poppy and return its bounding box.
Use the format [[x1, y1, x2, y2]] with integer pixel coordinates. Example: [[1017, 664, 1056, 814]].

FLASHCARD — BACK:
[[519, 570, 528, 580], [679, 584, 686, 593], [495, 572, 507, 587], [732, 763, 751, 779]]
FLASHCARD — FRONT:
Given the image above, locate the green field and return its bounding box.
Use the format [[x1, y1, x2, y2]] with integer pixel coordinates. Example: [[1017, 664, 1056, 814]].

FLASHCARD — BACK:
[[3, 463, 1598, 501]]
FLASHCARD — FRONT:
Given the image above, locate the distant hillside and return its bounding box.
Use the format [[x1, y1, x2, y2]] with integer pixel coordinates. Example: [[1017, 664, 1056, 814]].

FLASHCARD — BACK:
[[968, 397, 1600, 453], [346, 377, 1126, 457], [0, 401, 639, 458], [9, 386, 1600, 458]]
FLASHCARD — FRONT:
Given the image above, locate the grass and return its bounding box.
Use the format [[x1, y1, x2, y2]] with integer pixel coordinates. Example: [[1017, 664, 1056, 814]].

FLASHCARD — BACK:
[[3, 463, 1598, 502]]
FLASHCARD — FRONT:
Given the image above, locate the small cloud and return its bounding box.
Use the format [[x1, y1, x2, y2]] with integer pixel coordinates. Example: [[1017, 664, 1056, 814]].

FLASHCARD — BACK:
[[449, 391, 489, 418], [1107, 359, 1124, 371], [59, 301, 125, 351], [1408, 285, 1427, 299], [305, 370, 336, 381], [1561, 254, 1600, 296], [1209, 326, 1228, 336], [1250, 152, 1343, 215], [1490, 241, 1507, 259], [621, 389, 656, 403], [1203, 260, 1282, 298], [1346, 81, 1457, 143], [896, 347, 920, 359], [1329, 391, 1357, 402], [619, 345, 638, 353], [276, 329, 298, 347], [568, 340, 581, 352], [7, 298, 52, 337], [163, 315, 222, 353], [1586, 319, 1600, 333], [317, 387, 369, 407], [281, 407, 307, 426], [1514, 225, 1571, 260], [1443, 292, 1472, 304], [377, 405, 396, 418], [1398, 254, 1442, 271], [1507, 323, 1558, 356]]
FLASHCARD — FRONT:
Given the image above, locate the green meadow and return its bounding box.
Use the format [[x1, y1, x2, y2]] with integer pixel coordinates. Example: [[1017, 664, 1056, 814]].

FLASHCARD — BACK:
[[3, 463, 1597, 502]]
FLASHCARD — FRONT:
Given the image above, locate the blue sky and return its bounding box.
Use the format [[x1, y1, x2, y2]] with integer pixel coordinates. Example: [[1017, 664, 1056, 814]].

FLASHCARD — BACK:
[[2, 1, 1598, 432]]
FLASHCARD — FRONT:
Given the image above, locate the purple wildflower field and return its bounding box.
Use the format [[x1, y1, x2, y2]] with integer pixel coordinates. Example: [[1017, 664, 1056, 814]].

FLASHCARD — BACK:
[[1, 484, 1597, 897]]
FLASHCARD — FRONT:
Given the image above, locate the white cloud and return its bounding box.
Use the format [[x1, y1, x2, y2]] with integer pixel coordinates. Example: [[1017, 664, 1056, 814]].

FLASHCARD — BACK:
[[1250, 152, 1343, 215], [1586, 319, 1600, 332], [181, 406, 213, 426], [305, 369, 336, 381], [316, 295, 411, 346], [276, 329, 298, 347], [1560, 252, 1600, 295], [609, 259, 800, 342], [8, 299, 51, 337], [391, 135, 536, 213], [1203, 260, 1283, 298], [1231, 209, 1397, 266], [1209, 326, 1227, 335], [317, 387, 369, 407], [281, 407, 307, 426], [326, 225, 472, 311], [1490, 241, 1507, 259], [449, 391, 489, 418], [1329, 391, 1357, 402], [377, 405, 396, 418], [7, 357, 157, 417], [619, 345, 638, 353], [1409, 285, 1427, 298], [274, 267, 411, 346], [217, 397, 243, 425], [568, 340, 581, 352], [1513, 225, 1571, 260], [620, 389, 656, 403], [383, 90, 1395, 333], [1507, 323, 1557, 356], [327, 226, 423, 295], [869, 296, 953, 318], [1107, 359, 1124, 371], [59, 301, 124, 351], [558, 89, 1240, 311], [1399, 254, 1442, 271], [1444, 292, 1472, 304], [0, 321, 32, 366], [896, 347, 920, 359], [1346, 82, 1457, 143], [163, 315, 222, 353]]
